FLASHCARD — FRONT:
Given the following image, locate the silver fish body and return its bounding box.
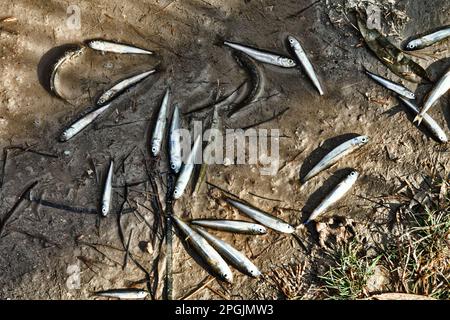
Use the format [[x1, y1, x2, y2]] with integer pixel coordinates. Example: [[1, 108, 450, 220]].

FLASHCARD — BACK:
[[172, 216, 233, 283], [94, 289, 148, 299], [190, 219, 267, 235], [86, 40, 153, 55], [50, 46, 85, 99], [59, 103, 111, 142], [287, 35, 324, 95], [173, 135, 202, 199], [224, 41, 296, 68], [169, 105, 182, 173], [101, 160, 114, 216], [151, 89, 170, 156], [302, 135, 368, 182], [415, 66, 450, 124], [97, 69, 156, 106], [405, 27, 450, 50], [365, 70, 415, 99], [226, 198, 295, 234], [398, 96, 448, 143], [194, 227, 261, 277], [306, 170, 359, 223]]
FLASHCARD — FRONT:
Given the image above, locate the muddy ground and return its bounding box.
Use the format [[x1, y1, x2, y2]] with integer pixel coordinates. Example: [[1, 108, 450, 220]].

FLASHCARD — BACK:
[[0, 0, 449, 300]]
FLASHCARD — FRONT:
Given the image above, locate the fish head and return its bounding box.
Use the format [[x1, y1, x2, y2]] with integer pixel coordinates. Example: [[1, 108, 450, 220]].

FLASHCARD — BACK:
[[287, 35, 300, 49], [405, 40, 419, 50], [285, 224, 296, 233], [354, 135, 369, 146], [438, 132, 448, 144], [278, 57, 297, 68], [248, 266, 262, 278], [220, 270, 233, 283], [170, 160, 180, 173], [151, 140, 160, 156], [349, 170, 359, 180], [173, 187, 182, 199], [59, 131, 69, 142], [252, 225, 267, 234], [101, 203, 109, 216]]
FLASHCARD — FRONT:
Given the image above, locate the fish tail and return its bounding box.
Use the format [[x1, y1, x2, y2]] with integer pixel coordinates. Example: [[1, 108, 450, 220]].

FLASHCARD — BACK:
[[413, 114, 423, 125]]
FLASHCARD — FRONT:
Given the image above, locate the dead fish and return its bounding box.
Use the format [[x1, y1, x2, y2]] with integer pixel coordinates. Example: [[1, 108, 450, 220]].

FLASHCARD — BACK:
[[93, 288, 148, 299], [414, 66, 450, 124], [224, 40, 296, 68], [194, 227, 261, 277], [59, 103, 112, 142], [398, 96, 448, 143], [50, 45, 85, 99], [305, 171, 358, 224], [302, 135, 368, 183], [227, 52, 264, 118], [151, 88, 170, 157], [365, 69, 415, 99], [172, 216, 233, 283], [287, 35, 324, 95], [173, 135, 202, 199], [85, 39, 153, 55], [356, 14, 430, 83], [226, 198, 295, 234], [190, 219, 267, 235], [97, 69, 156, 106], [101, 160, 114, 216], [169, 104, 182, 173], [404, 26, 450, 50]]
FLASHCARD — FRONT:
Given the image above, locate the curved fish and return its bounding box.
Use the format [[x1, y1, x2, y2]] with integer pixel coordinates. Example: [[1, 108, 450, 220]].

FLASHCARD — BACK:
[[93, 288, 148, 299], [101, 160, 114, 216], [97, 69, 156, 106], [191, 219, 267, 235], [173, 135, 201, 199], [224, 40, 296, 68], [227, 52, 264, 118], [50, 45, 85, 99], [415, 66, 450, 124], [365, 69, 415, 99], [287, 35, 324, 95], [306, 170, 359, 223], [404, 26, 450, 51], [398, 96, 447, 143], [151, 88, 170, 156], [172, 216, 233, 283], [169, 105, 182, 173], [86, 39, 153, 55], [194, 227, 261, 277], [226, 198, 295, 234], [59, 103, 112, 142], [302, 135, 368, 183]]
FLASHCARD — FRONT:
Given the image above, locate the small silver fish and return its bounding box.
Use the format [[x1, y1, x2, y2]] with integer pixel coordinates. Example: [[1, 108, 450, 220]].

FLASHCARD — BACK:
[[59, 103, 112, 142], [173, 135, 202, 199], [365, 70, 415, 99], [50, 45, 85, 99], [306, 170, 359, 223], [415, 66, 450, 124], [93, 288, 148, 299], [398, 96, 448, 143], [405, 27, 450, 50], [151, 89, 170, 156], [97, 69, 156, 106], [224, 40, 296, 68], [190, 219, 267, 235], [86, 39, 153, 55], [172, 216, 233, 283], [194, 227, 261, 277], [302, 135, 368, 183], [101, 160, 114, 216], [226, 198, 295, 234], [169, 105, 182, 173], [287, 35, 324, 95]]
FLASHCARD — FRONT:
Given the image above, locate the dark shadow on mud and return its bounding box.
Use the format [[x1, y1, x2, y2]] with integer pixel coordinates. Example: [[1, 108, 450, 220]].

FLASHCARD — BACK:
[[299, 133, 360, 183]]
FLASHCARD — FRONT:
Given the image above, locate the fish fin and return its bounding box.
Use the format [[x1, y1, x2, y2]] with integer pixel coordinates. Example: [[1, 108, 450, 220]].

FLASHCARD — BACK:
[[413, 114, 423, 125]]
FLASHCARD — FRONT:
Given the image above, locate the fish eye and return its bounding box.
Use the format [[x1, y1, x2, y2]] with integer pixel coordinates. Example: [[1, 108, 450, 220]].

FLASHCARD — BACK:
[[152, 146, 157, 153], [170, 163, 176, 169], [361, 137, 368, 142], [350, 171, 357, 176]]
